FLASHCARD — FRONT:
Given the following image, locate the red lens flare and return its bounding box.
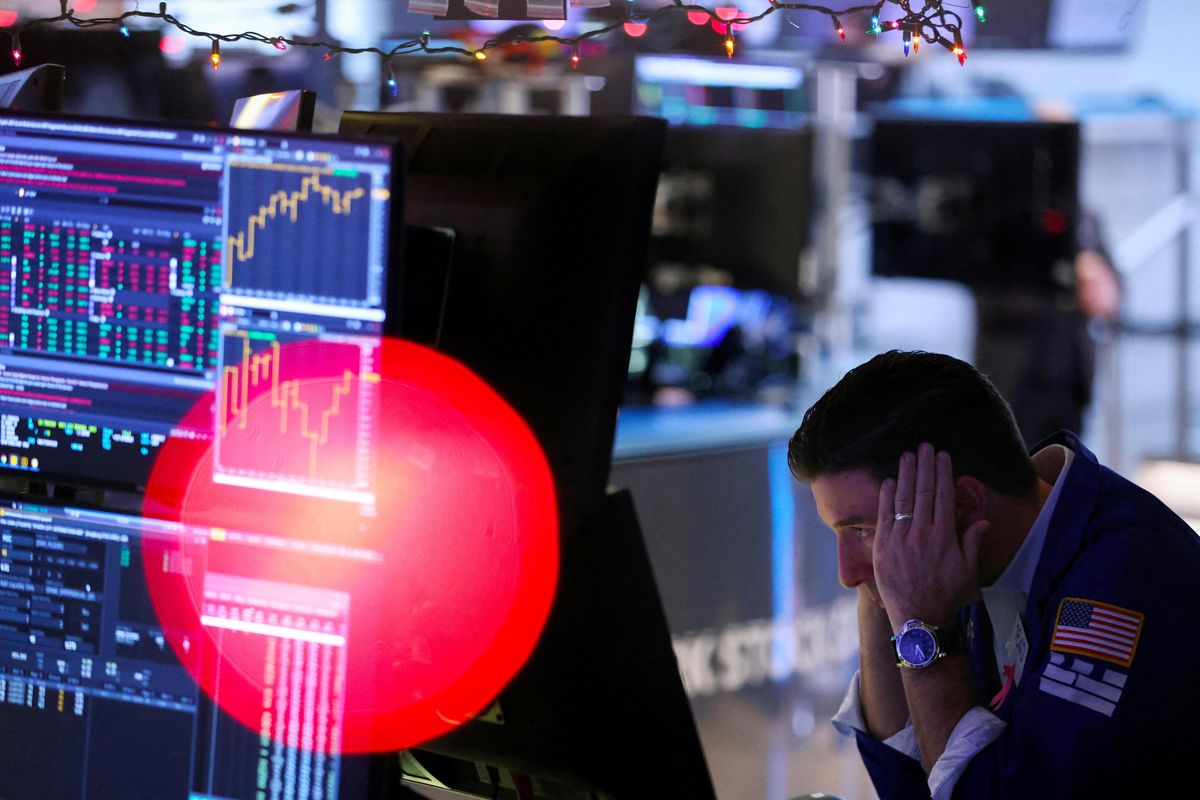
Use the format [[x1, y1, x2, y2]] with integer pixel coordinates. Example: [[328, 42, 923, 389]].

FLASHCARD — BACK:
[[142, 337, 559, 754]]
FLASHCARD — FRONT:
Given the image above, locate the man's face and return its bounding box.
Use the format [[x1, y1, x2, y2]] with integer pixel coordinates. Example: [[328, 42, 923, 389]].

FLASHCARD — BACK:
[[810, 470, 884, 608]]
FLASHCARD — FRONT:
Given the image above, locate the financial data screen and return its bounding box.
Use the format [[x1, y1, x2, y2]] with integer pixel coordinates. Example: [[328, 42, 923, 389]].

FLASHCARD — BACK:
[[634, 56, 807, 130], [0, 496, 378, 799], [0, 113, 396, 491]]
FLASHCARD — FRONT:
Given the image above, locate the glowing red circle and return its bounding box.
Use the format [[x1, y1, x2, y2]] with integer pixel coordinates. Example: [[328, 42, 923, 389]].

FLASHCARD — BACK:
[[141, 337, 558, 754]]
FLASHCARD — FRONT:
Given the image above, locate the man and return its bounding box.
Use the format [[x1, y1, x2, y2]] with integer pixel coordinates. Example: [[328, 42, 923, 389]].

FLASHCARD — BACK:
[[788, 350, 1200, 799]]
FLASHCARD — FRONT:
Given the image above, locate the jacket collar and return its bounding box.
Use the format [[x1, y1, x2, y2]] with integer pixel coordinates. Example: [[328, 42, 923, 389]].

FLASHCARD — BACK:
[[1023, 430, 1102, 633]]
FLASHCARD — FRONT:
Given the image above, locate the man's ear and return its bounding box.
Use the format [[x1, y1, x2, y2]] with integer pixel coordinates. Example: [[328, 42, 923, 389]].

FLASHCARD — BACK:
[[955, 475, 988, 532]]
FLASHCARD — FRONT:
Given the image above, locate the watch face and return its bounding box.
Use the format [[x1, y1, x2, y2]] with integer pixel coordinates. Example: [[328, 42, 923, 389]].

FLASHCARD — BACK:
[[897, 627, 939, 667]]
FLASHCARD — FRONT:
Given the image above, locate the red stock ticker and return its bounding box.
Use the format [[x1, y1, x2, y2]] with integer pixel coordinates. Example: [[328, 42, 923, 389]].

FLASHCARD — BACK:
[[141, 337, 559, 754]]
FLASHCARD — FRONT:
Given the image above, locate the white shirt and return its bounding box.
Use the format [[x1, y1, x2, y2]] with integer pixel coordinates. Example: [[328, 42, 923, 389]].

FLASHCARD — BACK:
[[831, 445, 1074, 799]]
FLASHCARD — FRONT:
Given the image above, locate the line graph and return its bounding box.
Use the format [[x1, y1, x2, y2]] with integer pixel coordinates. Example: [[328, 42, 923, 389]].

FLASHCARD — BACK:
[[223, 162, 377, 305], [213, 330, 379, 497]]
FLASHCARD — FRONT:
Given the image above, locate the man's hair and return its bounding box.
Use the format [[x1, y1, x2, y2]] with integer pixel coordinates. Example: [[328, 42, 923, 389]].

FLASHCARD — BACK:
[[788, 350, 1036, 496]]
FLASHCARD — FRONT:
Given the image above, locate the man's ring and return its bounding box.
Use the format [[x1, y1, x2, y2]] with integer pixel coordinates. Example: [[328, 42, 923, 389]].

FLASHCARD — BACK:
[[894, 512, 914, 521]]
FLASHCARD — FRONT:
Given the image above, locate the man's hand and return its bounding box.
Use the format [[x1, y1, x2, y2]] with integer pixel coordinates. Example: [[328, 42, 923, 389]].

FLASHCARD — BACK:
[[1075, 249, 1120, 319], [873, 443, 989, 629], [856, 584, 910, 740]]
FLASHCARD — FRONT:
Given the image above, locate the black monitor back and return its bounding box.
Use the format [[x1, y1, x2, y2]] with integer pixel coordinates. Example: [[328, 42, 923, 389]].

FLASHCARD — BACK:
[[870, 117, 1080, 288], [336, 112, 717, 799], [0, 63, 65, 111], [339, 111, 666, 535], [395, 489, 718, 800]]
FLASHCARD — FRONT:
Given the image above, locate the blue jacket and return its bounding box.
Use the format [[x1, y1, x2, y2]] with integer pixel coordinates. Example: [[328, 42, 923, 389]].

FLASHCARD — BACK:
[[856, 432, 1200, 798]]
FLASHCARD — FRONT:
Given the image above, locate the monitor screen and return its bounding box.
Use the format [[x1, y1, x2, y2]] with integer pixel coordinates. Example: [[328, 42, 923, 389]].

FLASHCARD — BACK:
[[0, 112, 400, 492], [633, 55, 808, 130], [968, 0, 1139, 51], [229, 89, 316, 132], [0, 494, 382, 800], [651, 124, 812, 299], [870, 117, 1080, 287]]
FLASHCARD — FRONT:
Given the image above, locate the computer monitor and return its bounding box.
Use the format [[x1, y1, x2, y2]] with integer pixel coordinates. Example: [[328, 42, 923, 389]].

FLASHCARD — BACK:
[[870, 116, 1080, 288], [967, 0, 1140, 51], [0, 493, 389, 800], [338, 111, 663, 535], [633, 55, 808, 130], [0, 110, 402, 492], [651, 124, 812, 299], [229, 89, 316, 132], [0, 63, 66, 111], [337, 111, 715, 798]]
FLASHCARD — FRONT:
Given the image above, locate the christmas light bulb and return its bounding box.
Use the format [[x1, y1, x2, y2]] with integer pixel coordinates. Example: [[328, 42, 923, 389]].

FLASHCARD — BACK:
[[570, 44, 580, 69], [953, 30, 966, 65], [11, 36, 20, 66], [903, 29, 911, 56], [274, 38, 287, 51], [385, 63, 397, 95], [913, 33, 919, 53], [831, 15, 845, 41], [474, 50, 487, 61], [973, 1, 986, 23], [868, 15, 882, 35], [725, 25, 735, 58], [119, 24, 131, 38], [210, 40, 220, 70]]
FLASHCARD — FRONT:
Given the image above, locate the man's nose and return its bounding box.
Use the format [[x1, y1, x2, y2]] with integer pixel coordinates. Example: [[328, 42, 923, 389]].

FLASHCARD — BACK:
[[837, 535, 871, 589]]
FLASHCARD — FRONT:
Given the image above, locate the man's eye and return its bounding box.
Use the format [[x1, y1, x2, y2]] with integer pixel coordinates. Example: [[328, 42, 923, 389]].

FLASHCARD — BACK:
[[851, 527, 872, 540]]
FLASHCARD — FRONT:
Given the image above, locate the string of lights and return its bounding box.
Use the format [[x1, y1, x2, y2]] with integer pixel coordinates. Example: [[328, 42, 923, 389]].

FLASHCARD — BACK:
[[3, 0, 981, 90]]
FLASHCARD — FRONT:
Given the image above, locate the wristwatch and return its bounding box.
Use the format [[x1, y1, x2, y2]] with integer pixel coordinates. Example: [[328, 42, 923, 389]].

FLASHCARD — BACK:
[[892, 619, 962, 669]]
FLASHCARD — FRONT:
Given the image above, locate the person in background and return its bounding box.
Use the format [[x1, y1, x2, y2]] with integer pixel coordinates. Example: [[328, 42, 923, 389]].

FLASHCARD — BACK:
[[788, 350, 1199, 799], [972, 210, 1120, 447]]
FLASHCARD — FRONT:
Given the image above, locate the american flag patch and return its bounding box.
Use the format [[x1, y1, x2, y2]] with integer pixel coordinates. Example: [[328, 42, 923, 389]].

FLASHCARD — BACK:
[[1050, 597, 1144, 668]]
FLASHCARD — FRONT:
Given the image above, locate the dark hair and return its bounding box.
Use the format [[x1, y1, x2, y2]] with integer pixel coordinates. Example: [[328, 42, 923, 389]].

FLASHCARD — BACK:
[[788, 351, 1036, 496]]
